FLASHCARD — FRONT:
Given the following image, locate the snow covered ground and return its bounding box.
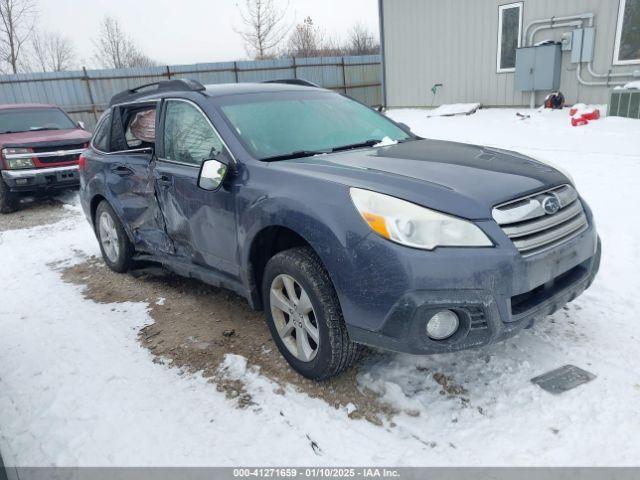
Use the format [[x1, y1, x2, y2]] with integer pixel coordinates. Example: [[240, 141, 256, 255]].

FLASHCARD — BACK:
[[1, 108, 640, 466]]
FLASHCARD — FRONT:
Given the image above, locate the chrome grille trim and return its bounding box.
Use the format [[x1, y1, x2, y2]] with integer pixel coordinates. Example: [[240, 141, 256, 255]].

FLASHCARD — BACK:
[[493, 184, 588, 256], [502, 200, 583, 238], [4, 148, 85, 159]]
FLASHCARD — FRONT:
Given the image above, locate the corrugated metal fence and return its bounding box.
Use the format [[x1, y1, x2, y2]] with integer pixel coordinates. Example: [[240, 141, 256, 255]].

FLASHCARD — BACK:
[[0, 55, 381, 130]]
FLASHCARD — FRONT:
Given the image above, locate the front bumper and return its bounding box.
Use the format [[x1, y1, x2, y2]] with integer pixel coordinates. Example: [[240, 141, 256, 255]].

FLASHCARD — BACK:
[[340, 203, 601, 355], [1, 165, 79, 192]]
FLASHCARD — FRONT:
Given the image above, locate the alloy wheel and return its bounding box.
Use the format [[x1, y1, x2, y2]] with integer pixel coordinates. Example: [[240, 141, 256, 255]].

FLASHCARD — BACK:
[[98, 211, 120, 263], [269, 274, 320, 362]]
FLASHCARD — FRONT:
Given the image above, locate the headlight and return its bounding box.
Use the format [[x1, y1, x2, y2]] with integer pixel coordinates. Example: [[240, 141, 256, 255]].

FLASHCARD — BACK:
[[5, 157, 35, 169], [349, 188, 493, 250], [2, 148, 34, 169]]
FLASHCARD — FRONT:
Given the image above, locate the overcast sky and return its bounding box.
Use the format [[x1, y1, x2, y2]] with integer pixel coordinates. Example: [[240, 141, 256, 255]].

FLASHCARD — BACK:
[[39, 0, 380, 67]]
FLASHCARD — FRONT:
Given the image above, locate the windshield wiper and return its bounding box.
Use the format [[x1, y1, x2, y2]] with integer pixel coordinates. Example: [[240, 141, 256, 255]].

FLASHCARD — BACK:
[[330, 139, 382, 152], [29, 127, 61, 131], [262, 149, 330, 162]]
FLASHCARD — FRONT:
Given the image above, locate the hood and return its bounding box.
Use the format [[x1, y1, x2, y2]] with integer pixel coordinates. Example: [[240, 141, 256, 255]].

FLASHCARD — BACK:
[[0, 128, 92, 148], [271, 139, 569, 219]]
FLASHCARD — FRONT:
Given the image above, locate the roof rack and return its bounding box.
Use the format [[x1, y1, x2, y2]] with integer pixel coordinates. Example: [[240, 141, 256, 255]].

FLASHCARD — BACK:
[[262, 79, 321, 88], [109, 78, 206, 107]]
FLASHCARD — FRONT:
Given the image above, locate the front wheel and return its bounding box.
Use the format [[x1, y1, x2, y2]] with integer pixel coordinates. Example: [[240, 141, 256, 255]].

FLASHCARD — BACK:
[[262, 247, 361, 380], [95, 200, 134, 273]]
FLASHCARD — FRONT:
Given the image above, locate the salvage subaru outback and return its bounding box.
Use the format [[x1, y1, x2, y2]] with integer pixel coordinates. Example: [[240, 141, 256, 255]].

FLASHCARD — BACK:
[[79, 79, 600, 380]]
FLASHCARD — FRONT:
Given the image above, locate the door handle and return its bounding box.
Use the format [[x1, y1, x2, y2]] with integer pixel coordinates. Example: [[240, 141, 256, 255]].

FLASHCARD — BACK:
[[157, 174, 172, 187], [111, 165, 134, 176]]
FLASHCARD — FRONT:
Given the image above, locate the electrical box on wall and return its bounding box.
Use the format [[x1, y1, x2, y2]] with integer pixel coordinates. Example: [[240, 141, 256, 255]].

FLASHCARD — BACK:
[[561, 32, 573, 51], [515, 43, 562, 92], [571, 28, 596, 63]]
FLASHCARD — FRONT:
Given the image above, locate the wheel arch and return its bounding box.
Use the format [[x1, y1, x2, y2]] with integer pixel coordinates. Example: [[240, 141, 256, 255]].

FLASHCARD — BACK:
[[245, 225, 320, 310]]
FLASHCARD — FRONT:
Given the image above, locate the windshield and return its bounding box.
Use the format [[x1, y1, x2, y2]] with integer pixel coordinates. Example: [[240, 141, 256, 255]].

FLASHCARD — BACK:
[[0, 108, 76, 134], [219, 92, 410, 160]]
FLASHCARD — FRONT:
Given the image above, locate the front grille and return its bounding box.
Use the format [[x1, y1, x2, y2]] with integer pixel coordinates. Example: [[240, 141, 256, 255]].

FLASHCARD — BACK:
[[29, 144, 85, 165], [492, 185, 588, 256], [31, 143, 85, 153], [37, 153, 80, 164]]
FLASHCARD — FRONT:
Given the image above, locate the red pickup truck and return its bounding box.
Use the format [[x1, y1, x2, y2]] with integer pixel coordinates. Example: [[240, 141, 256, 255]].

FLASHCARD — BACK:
[[0, 103, 92, 213]]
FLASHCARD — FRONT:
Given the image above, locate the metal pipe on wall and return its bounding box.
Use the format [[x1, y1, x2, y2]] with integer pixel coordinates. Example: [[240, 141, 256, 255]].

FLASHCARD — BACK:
[[528, 21, 583, 47], [587, 62, 639, 79], [524, 13, 594, 46], [576, 62, 627, 87]]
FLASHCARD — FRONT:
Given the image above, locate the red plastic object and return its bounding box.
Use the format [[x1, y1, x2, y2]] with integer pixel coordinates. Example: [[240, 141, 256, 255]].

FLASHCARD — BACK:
[[581, 109, 600, 121], [571, 117, 589, 127], [569, 107, 578, 116]]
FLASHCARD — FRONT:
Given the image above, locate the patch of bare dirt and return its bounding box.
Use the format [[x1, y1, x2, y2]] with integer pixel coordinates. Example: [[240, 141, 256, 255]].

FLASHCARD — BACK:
[[0, 196, 73, 231], [61, 257, 396, 423]]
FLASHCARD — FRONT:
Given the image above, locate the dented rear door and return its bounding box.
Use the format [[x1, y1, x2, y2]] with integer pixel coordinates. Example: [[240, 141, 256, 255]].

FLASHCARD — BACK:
[[104, 102, 174, 255]]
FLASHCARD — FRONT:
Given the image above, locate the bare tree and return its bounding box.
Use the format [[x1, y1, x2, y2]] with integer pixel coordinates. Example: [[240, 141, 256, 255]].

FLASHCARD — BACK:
[[286, 16, 321, 57], [236, 0, 290, 59], [93, 16, 157, 69], [0, 0, 36, 74], [31, 31, 75, 72], [345, 23, 379, 55]]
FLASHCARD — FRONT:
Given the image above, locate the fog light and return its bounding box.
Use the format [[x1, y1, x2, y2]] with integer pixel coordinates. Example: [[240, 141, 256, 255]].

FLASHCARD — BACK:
[[426, 310, 459, 340]]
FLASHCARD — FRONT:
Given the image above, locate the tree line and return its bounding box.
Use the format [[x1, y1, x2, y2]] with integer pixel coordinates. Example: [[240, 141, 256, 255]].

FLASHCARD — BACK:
[[0, 0, 378, 75], [236, 0, 380, 60]]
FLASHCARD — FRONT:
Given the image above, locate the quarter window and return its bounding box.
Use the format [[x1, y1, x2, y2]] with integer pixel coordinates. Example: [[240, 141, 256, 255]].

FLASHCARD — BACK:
[[497, 2, 523, 72], [92, 112, 111, 152], [163, 100, 224, 166], [614, 0, 640, 64]]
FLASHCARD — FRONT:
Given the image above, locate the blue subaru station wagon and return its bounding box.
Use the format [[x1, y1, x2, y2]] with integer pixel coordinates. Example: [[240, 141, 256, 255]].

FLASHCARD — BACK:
[[79, 79, 600, 380]]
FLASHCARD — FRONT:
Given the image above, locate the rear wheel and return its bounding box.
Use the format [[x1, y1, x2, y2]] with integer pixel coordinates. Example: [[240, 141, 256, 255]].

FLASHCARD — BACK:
[[262, 247, 361, 380], [95, 200, 134, 273], [0, 179, 19, 214]]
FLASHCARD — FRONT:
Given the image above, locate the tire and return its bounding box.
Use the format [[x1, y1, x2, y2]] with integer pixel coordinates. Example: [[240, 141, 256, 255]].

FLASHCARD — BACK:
[[95, 200, 134, 273], [262, 247, 361, 380], [0, 179, 19, 214]]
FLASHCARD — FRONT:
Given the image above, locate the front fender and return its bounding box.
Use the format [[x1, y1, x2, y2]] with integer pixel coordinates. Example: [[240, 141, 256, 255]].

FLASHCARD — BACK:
[[237, 175, 371, 312]]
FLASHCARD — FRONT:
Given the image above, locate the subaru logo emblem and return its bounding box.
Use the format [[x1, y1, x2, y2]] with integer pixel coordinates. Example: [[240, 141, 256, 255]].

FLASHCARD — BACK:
[[542, 194, 561, 215]]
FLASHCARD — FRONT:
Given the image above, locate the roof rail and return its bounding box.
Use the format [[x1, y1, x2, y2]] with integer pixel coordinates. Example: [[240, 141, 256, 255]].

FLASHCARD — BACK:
[[109, 78, 206, 107], [262, 79, 321, 88]]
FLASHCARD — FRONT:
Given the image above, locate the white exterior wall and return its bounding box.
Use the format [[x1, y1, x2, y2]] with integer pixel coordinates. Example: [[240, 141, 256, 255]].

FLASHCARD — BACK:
[[380, 0, 638, 107]]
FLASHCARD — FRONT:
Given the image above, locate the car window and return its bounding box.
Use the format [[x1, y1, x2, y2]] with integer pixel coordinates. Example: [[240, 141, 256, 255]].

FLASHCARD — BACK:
[[219, 92, 409, 160], [0, 107, 76, 134], [92, 112, 111, 152], [163, 100, 223, 166]]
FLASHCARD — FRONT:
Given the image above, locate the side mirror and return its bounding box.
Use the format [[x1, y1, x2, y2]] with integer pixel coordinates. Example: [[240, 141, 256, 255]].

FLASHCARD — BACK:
[[198, 158, 229, 191], [77, 120, 86, 130]]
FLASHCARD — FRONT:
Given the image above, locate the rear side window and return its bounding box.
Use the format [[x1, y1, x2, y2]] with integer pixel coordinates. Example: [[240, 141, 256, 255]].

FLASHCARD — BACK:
[[92, 112, 111, 152], [162, 100, 223, 166]]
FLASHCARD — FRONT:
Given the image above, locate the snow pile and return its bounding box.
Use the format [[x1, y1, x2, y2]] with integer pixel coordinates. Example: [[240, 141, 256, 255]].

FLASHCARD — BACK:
[[616, 81, 640, 90], [426, 103, 481, 117], [374, 136, 398, 147]]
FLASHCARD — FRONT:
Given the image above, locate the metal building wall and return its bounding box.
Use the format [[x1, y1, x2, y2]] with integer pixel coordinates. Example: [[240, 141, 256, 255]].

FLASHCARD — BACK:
[[0, 55, 381, 130], [380, 0, 636, 107]]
